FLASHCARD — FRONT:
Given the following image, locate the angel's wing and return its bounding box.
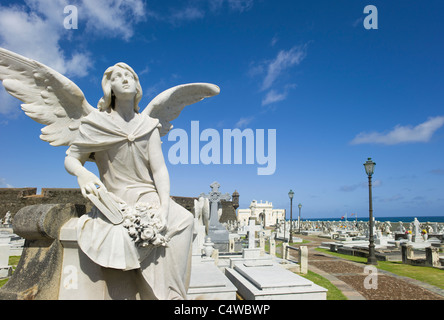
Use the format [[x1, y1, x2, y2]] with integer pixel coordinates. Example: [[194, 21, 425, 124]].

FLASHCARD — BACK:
[[142, 83, 220, 136], [0, 47, 94, 146]]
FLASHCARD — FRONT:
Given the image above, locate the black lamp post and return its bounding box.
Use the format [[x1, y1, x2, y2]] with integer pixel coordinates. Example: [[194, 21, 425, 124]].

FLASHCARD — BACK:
[[288, 189, 294, 243], [364, 158, 378, 265], [298, 203, 302, 233]]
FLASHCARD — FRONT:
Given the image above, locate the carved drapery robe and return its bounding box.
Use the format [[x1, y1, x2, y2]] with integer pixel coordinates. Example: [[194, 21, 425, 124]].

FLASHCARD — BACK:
[[69, 109, 194, 300]]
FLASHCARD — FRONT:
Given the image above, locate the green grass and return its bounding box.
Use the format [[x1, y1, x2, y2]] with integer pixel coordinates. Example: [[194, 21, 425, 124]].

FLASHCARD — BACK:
[[315, 248, 444, 290], [265, 240, 347, 300], [0, 256, 21, 289], [300, 270, 348, 300], [0, 278, 8, 288], [8, 256, 21, 268]]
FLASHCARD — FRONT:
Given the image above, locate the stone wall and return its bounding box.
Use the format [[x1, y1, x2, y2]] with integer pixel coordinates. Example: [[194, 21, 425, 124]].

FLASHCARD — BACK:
[[1, 188, 238, 223], [170, 196, 237, 223], [0, 188, 90, 219], [220, 200, 237, 223]]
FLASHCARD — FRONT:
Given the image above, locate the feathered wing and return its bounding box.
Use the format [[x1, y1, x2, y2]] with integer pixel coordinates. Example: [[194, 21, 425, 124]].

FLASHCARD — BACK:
[[142, 83, 220, 136], [0, 47, 94, 146]]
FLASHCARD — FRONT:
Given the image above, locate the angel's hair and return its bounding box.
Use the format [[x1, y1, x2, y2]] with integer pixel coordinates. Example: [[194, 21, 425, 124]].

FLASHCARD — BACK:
[[97, 63, 143, 112]]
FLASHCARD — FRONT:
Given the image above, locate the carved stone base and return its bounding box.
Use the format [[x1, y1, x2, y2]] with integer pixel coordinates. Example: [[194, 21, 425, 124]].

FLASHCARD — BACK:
[[58, 217, 153, 300], [0, 204, 83, 300]]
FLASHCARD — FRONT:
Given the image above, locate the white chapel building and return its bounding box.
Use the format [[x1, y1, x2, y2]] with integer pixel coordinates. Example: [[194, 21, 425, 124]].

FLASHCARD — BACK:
[[237, 200, 285, 227]]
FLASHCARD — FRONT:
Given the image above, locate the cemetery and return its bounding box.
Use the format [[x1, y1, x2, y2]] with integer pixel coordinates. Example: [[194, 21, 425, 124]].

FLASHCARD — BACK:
[[0, 182, 328, 300], [0, 41, 443, 302], [0, 182, 443, 300]]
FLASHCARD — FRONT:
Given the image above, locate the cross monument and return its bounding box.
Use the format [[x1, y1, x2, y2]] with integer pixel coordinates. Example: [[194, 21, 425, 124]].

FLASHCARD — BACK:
[[199, 181, 231, 251]]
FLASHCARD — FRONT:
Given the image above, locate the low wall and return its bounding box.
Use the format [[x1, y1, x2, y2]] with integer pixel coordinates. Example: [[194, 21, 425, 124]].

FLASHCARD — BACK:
[[1, 188, 238, 223]]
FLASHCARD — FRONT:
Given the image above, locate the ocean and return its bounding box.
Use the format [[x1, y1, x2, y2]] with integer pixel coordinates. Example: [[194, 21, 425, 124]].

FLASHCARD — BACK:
[[303, 216, 444, 223]]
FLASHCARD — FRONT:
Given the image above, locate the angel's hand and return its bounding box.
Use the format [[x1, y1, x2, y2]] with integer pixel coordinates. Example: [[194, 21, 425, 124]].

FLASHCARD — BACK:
[[77, 171, 106, 198], [156, 205, 168, 233]]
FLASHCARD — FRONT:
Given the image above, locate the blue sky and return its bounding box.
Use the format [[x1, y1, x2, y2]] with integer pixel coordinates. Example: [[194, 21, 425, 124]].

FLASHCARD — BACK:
[[0, 0, 444, 219]]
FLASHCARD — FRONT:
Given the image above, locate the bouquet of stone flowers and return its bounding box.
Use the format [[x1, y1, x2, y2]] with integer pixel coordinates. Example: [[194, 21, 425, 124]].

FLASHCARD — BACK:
[[120, 202, 169, 248]]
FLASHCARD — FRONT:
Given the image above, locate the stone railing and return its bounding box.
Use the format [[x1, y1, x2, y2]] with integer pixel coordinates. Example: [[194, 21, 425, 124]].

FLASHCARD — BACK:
[[401, 243, 443, 269], [282, 243, 308, 274]]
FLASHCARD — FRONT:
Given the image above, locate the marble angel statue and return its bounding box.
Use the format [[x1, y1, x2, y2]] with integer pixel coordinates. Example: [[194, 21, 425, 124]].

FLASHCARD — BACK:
[[0, 47, 220, 300]]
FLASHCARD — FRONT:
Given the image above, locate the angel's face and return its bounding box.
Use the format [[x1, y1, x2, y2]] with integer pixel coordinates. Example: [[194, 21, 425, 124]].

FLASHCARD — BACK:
[[110, 66, 137, 100]]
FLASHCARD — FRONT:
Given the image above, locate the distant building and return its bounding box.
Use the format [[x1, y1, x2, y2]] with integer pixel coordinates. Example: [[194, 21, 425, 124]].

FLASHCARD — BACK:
[[237, 200, 285, 227]]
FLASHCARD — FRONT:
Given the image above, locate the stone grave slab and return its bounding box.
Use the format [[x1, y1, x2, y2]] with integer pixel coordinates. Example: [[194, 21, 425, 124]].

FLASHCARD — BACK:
[[187, 261, 237, 300], [225, 262, 327, 300]]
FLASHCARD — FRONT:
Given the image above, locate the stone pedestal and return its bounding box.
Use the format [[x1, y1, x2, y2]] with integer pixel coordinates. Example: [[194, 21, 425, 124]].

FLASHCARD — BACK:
[[208, 227, 230, 252], [58, 217, 166, 300]]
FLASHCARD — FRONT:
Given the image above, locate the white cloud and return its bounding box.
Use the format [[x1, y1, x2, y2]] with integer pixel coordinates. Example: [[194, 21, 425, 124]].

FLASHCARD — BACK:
[[209, 0, 254, 13], [270, 35, 279, 47], [0, 177, 13, 188], [340, 179, 382, 192], [350, 116, 444, 145], [235, 116, 255, 128], [0, 0, 149, 116], [378, 194, 404, 203], [81, 0, 147, 40], [261, 90, 287, 106], [262, 46, 307, 91], [352, 17, 364, 28], [144, 0, 253, 25], [227, 0, 254, 12], [249, 45, 307, 108], [429, 169, 444, 175], [0, 0, 146, 75], [0, 1, 91, 77], [168, 6, 205, 24], [261, 84, 297, 106]]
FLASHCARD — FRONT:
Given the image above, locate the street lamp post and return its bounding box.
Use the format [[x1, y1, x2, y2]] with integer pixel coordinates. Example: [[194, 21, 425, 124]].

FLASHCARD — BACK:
[[288, 189, 294, 243], [364, 158, 378, 265], [298, 203, 302, 233]]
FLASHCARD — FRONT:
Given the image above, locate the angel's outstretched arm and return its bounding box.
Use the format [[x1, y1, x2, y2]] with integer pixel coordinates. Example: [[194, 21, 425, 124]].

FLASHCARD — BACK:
[[148, 127, 170, 227], [65, 153, 106, 198]]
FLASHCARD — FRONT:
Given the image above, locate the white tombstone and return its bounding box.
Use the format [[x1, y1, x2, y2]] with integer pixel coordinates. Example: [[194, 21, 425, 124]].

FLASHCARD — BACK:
[[0, 244, 12, 278], [269, 233, 276, 257], [243, 219, 262, 259], [259, 231, 265, 256]]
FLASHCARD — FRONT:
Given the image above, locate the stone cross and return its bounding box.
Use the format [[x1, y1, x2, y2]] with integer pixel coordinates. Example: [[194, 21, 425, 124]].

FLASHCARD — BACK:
[[246, 219, 262, 249], [200, 181, 231, 227]]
